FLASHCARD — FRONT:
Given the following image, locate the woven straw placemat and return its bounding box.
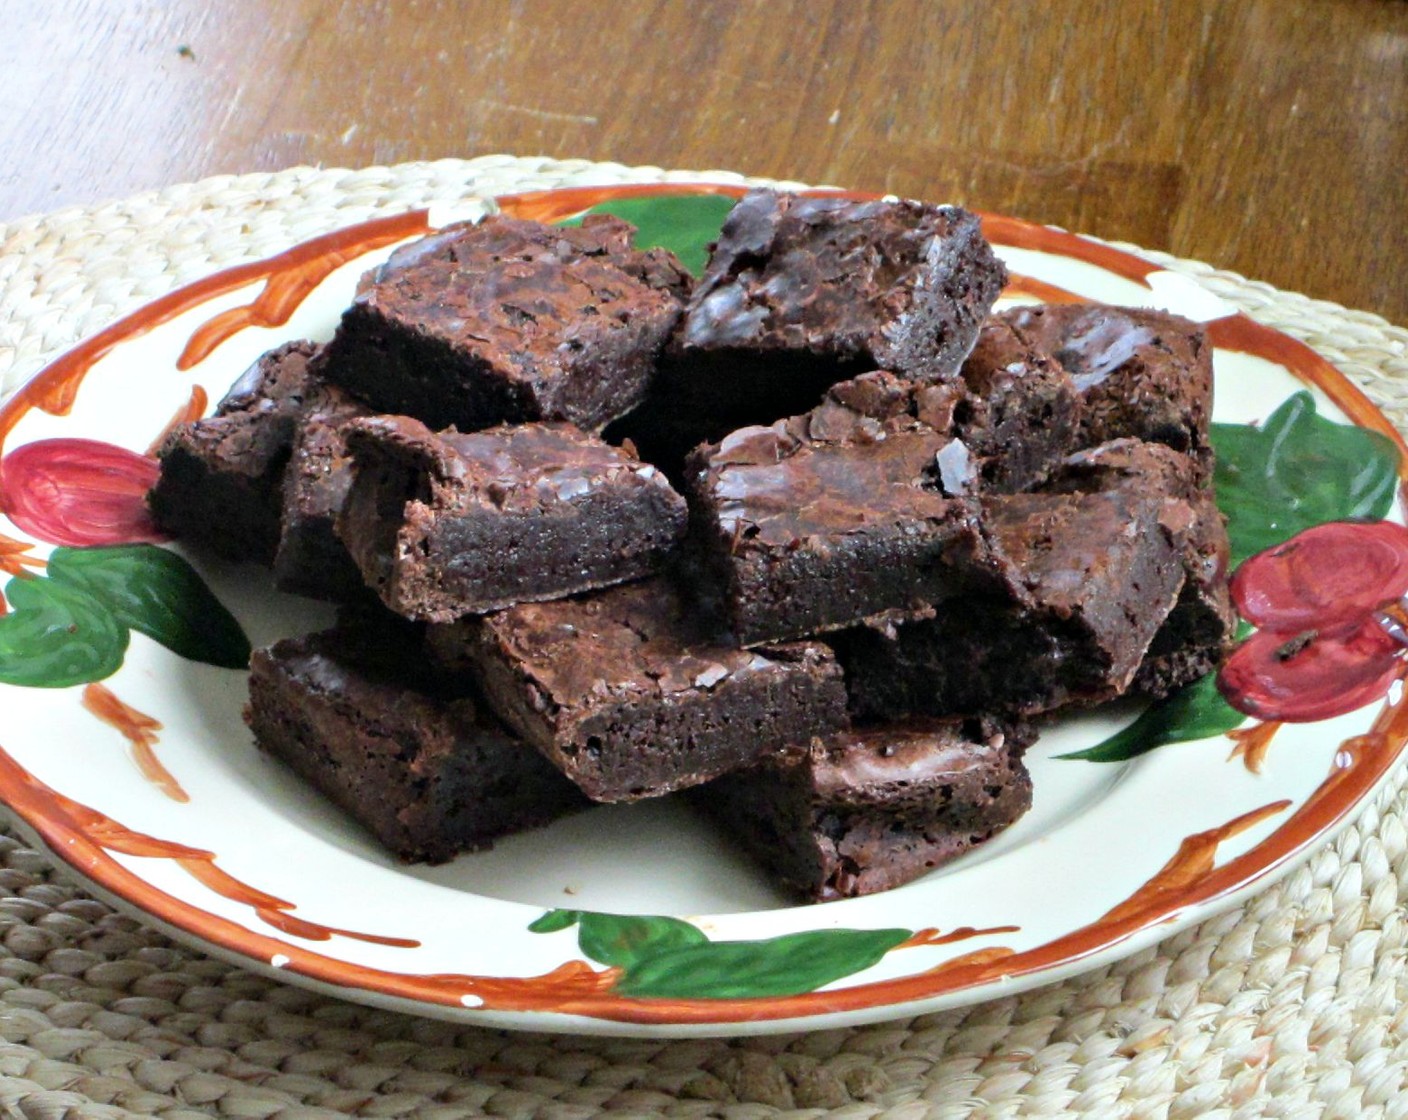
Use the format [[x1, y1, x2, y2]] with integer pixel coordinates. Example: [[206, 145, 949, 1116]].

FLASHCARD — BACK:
[[1, 155, 1407, 1120]]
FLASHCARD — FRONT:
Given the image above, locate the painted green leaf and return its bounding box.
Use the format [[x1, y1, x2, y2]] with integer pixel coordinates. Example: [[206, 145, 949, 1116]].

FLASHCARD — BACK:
[[0, 576, 128, 688], [1057, 669, 1247, 762], [612, 927, 914, 1000], [530, 909, 708, 970], [560, 194, 738, 275], [1211, 391, 1400, 567], [528, 909, 580, 934], [528, 909, 916, 999], [47, 545, 251, 669]]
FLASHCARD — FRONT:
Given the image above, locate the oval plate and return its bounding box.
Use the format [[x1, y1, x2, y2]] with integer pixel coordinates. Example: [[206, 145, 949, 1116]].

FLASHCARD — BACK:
[[0, 180, 1404, 1037]]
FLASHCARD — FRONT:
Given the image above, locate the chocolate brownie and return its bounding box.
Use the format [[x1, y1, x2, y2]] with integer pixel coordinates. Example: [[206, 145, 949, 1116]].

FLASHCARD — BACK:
[[337, 416, 688, 621], [271, 388, 374, 602], [957, 316, 1083, 492], [427, 578, 849, 802], [695, 718, 1034, 901], [1045, 438, 1236, 694], [998, 304, 1213, 473], [317, 215, 690, 433], [246, 625, 589, 863], [832, 488, 1187, 719], [615, 191, 1008, 475], [678, 190, 1006, 379], [682, 371, 989, 646], [148, 341, 323, 563]]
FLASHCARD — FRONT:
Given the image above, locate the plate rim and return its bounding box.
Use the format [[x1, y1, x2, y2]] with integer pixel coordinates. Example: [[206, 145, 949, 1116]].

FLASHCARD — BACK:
[[1, 178, 1405, 1036]]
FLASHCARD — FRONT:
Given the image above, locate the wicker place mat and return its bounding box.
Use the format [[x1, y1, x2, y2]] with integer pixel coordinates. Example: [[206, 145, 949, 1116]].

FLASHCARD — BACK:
[[1, 156, 1407, 1120]]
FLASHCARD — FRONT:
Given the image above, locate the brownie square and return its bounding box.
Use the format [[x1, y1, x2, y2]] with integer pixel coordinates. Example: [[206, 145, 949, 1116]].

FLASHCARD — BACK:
[[683, 371, 988, 647], [271, 388, 374, 602], [148, 340, 324, 563], [635, 190, 1005, 454], [318, 214, 690, 433], [832, 488, 1187, 719], [337, 416, 688, 621], [427, 578, 849, 802], [246, 625, 589, 863], [998, 304, 1213, 473], [611, 192, 1008, 477], [694, 718, 1034, 901], [678, 190, 1007, 379], [1045, 438, 1236, 694], [957, 316, 1083, 492]]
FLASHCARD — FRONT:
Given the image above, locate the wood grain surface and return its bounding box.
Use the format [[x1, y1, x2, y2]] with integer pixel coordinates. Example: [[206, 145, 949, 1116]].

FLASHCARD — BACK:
[[2, 0, 1405, 323]]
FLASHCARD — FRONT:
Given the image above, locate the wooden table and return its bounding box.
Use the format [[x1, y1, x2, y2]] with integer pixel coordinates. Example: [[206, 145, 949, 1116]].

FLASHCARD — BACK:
[[3, 0, 1406, 324]]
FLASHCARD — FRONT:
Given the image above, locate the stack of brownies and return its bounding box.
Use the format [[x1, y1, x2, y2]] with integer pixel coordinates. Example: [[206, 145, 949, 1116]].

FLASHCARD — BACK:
[[148, 190, 1235, 902]]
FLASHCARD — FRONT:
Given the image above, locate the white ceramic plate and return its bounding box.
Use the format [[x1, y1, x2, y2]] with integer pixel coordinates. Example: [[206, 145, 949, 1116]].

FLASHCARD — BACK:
[[0, 182, 1404, 1037]]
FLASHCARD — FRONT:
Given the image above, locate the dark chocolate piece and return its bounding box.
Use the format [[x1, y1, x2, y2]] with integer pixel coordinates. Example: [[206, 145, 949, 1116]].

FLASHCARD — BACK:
[[683, 371, 987, 646], [833, 488, 1187, 719], [695, 718, 1034, 901], [246, 626, 589, 863], [272, 387, 374, 602], [148, 341, 323, 563], [1045, 438, 1236, 694], [678, 190, 1007, 379], [619, 191, 1007, 474], [337, 416, 687, 621], [427, 578, 848, 802], [318, 215, 690, 433], [957, 316, 1083, 491], [998, 304, 1213, 472]]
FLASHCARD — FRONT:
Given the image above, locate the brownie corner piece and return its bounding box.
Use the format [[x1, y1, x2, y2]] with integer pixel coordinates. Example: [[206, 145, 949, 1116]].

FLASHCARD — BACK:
[[1046, 438, 1236, 695], [337, 416, 687, 621], [272, 391, 375, 602], [429, 578, 848, 802], [695, 717, 1035, 901], [246, 626, 588, 863], [833, 487, 1188, 719], [682, 372, 988, 646], [958, 316, 1083, 491], [317, 214, 690, 432], [147, 340, 323, 563], [999, 304, 1213, 469], [678, 190, 1007, 380]]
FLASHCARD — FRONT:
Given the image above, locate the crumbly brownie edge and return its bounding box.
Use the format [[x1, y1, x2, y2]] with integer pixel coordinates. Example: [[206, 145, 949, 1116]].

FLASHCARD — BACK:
[[389, 486, 687, 621], [338, 420, 688, 621], [455, 617, 848, 801], [147, 442, 288, 565], [273, 418, 373, 602], [698, 723, 1034, 901], [247, 640, 588, 862], [320, 303, 536, 432], [558, 645, 849, 800], [247, 646, 434, 860], [882, 210, 1009, 378]]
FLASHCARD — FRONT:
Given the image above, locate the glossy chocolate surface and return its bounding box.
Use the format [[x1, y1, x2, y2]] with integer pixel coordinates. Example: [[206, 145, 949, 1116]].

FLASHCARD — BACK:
[[321, 214, 689, 432], [469, 578, 816, 705], [149, 340, 330, 563], [699, 717, 1034, 900], [683, 369, 1063, 646], [432, 578, 848, 802], [337, 416, 687, 620], [998, 304, 1212, 464], [679, 190, 1007, 379]]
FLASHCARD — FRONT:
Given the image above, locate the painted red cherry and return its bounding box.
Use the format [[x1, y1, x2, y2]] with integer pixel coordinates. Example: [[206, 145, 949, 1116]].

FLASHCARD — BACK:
[[0, 438, 167, 547], [1219, 617, 1404, 722], [1230, 520, 1408, 635], [1218, 520, 1408, 722]]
